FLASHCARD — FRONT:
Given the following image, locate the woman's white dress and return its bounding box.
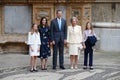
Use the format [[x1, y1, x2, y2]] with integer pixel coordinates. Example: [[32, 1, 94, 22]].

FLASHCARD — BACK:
[[27, 32, 41, 56], [67, 25, 83, 55]]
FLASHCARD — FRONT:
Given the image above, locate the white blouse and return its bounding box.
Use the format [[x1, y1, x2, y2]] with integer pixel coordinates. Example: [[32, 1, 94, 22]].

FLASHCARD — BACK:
[[83, 30, 96, 42], [27, 32, 41, 45]]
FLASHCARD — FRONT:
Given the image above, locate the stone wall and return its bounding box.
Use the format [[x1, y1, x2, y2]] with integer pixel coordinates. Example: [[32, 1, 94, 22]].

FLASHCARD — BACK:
[[92, 3, 120, 23], [0, 5, 31, 53], [94, 28, 120, 52], [0, 5, 2, 34], [92, 3, 120, 52], [4, 6, 32, 34]]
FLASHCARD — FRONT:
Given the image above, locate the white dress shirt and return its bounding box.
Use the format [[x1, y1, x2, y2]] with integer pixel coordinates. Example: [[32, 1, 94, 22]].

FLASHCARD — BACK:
[[57, 18, 61, 30]]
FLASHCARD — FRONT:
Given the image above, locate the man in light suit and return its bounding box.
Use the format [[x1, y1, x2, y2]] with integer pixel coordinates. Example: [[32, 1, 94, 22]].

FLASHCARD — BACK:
[[50, 10, 67, 69]]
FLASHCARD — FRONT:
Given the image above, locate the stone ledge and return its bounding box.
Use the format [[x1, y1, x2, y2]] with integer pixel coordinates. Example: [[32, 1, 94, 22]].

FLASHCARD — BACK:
[[92, 22, 120, 28], [0, 35, 28, 53], [0, 35, 27, 44]]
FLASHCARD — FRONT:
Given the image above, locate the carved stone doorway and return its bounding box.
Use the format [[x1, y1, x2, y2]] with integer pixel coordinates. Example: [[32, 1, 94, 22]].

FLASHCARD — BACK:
[[33, 4, 91, 29]]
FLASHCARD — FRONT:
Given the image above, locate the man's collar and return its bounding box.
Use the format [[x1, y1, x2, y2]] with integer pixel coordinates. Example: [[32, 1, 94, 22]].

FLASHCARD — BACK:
[[57, 18, 61, 20]]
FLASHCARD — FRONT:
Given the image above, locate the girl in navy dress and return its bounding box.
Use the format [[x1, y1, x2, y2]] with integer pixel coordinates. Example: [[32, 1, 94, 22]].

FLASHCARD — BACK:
[[38, 17, 51, 70]]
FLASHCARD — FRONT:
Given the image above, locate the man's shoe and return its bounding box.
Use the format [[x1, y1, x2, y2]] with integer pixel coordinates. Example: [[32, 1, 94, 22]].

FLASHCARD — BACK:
[[53, 67, 56, 70], [60, 66, 65, 69]]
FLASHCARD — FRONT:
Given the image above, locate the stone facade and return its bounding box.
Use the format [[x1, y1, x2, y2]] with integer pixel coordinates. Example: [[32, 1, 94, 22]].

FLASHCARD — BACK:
[[92, 2, 120, 52], [4, 6, 32, 34], [0, 0, 120, 53], [0, 0, 92, 53]]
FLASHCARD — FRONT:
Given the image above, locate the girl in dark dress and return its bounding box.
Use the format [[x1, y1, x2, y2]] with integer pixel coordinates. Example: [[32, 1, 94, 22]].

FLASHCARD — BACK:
[[38, 17, 51, 70]]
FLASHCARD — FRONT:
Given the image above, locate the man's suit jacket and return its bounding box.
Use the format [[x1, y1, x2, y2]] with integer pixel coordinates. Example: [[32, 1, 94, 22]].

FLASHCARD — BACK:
[[50, 18, 67, 43]]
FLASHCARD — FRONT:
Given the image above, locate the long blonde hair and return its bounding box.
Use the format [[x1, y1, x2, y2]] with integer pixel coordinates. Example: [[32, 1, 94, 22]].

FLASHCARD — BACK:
[[31, 23, 39, 35]]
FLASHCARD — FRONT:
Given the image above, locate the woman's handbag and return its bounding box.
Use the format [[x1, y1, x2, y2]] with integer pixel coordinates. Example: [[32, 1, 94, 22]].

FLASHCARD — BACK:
[[78, 44, 83, 50], [88, 36, 97, 46]]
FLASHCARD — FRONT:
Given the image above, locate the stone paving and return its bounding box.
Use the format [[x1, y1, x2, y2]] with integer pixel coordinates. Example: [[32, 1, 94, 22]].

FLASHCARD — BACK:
[[0, 51, 120, 80]]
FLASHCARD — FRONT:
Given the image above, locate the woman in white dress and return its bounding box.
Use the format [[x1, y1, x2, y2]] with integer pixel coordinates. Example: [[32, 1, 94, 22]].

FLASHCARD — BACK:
[[27, 24, 41, 72], [67, 17, 85, 69]]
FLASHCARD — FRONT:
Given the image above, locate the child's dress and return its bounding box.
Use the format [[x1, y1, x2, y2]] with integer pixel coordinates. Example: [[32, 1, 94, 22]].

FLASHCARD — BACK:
[[27, 32, 41, 56]]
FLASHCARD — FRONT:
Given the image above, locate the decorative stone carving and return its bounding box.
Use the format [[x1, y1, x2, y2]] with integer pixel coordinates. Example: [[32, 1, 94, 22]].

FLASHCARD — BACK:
[[82, 4, 91, 29], [71, 7, 82, 26], [72, 9, 81, 20], [33, 5, 53, 25], [36, 9, 50, 20]]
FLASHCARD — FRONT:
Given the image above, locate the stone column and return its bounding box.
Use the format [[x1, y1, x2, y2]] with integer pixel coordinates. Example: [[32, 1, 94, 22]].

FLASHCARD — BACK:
[[0, 5, 2, 34], [0, 5, 3, 54]]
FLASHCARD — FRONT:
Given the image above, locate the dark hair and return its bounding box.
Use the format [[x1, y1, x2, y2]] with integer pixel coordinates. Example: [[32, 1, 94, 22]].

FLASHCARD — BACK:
[[56, 9, 62, 14], [31, 23, 35, 28], [85, 22, 93, 30], [39, 17, 48, 27], [85, 22, 94, 34]]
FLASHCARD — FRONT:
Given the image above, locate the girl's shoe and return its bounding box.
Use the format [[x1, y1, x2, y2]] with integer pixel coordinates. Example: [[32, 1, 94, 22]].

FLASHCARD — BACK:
[[83, 66, 87, 69], [44, 65, 47, 70], [30, 69, 34, 72], [33, 69, 38, 72], [41, 65, 44, 70], [89, 66, 93, 70]]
